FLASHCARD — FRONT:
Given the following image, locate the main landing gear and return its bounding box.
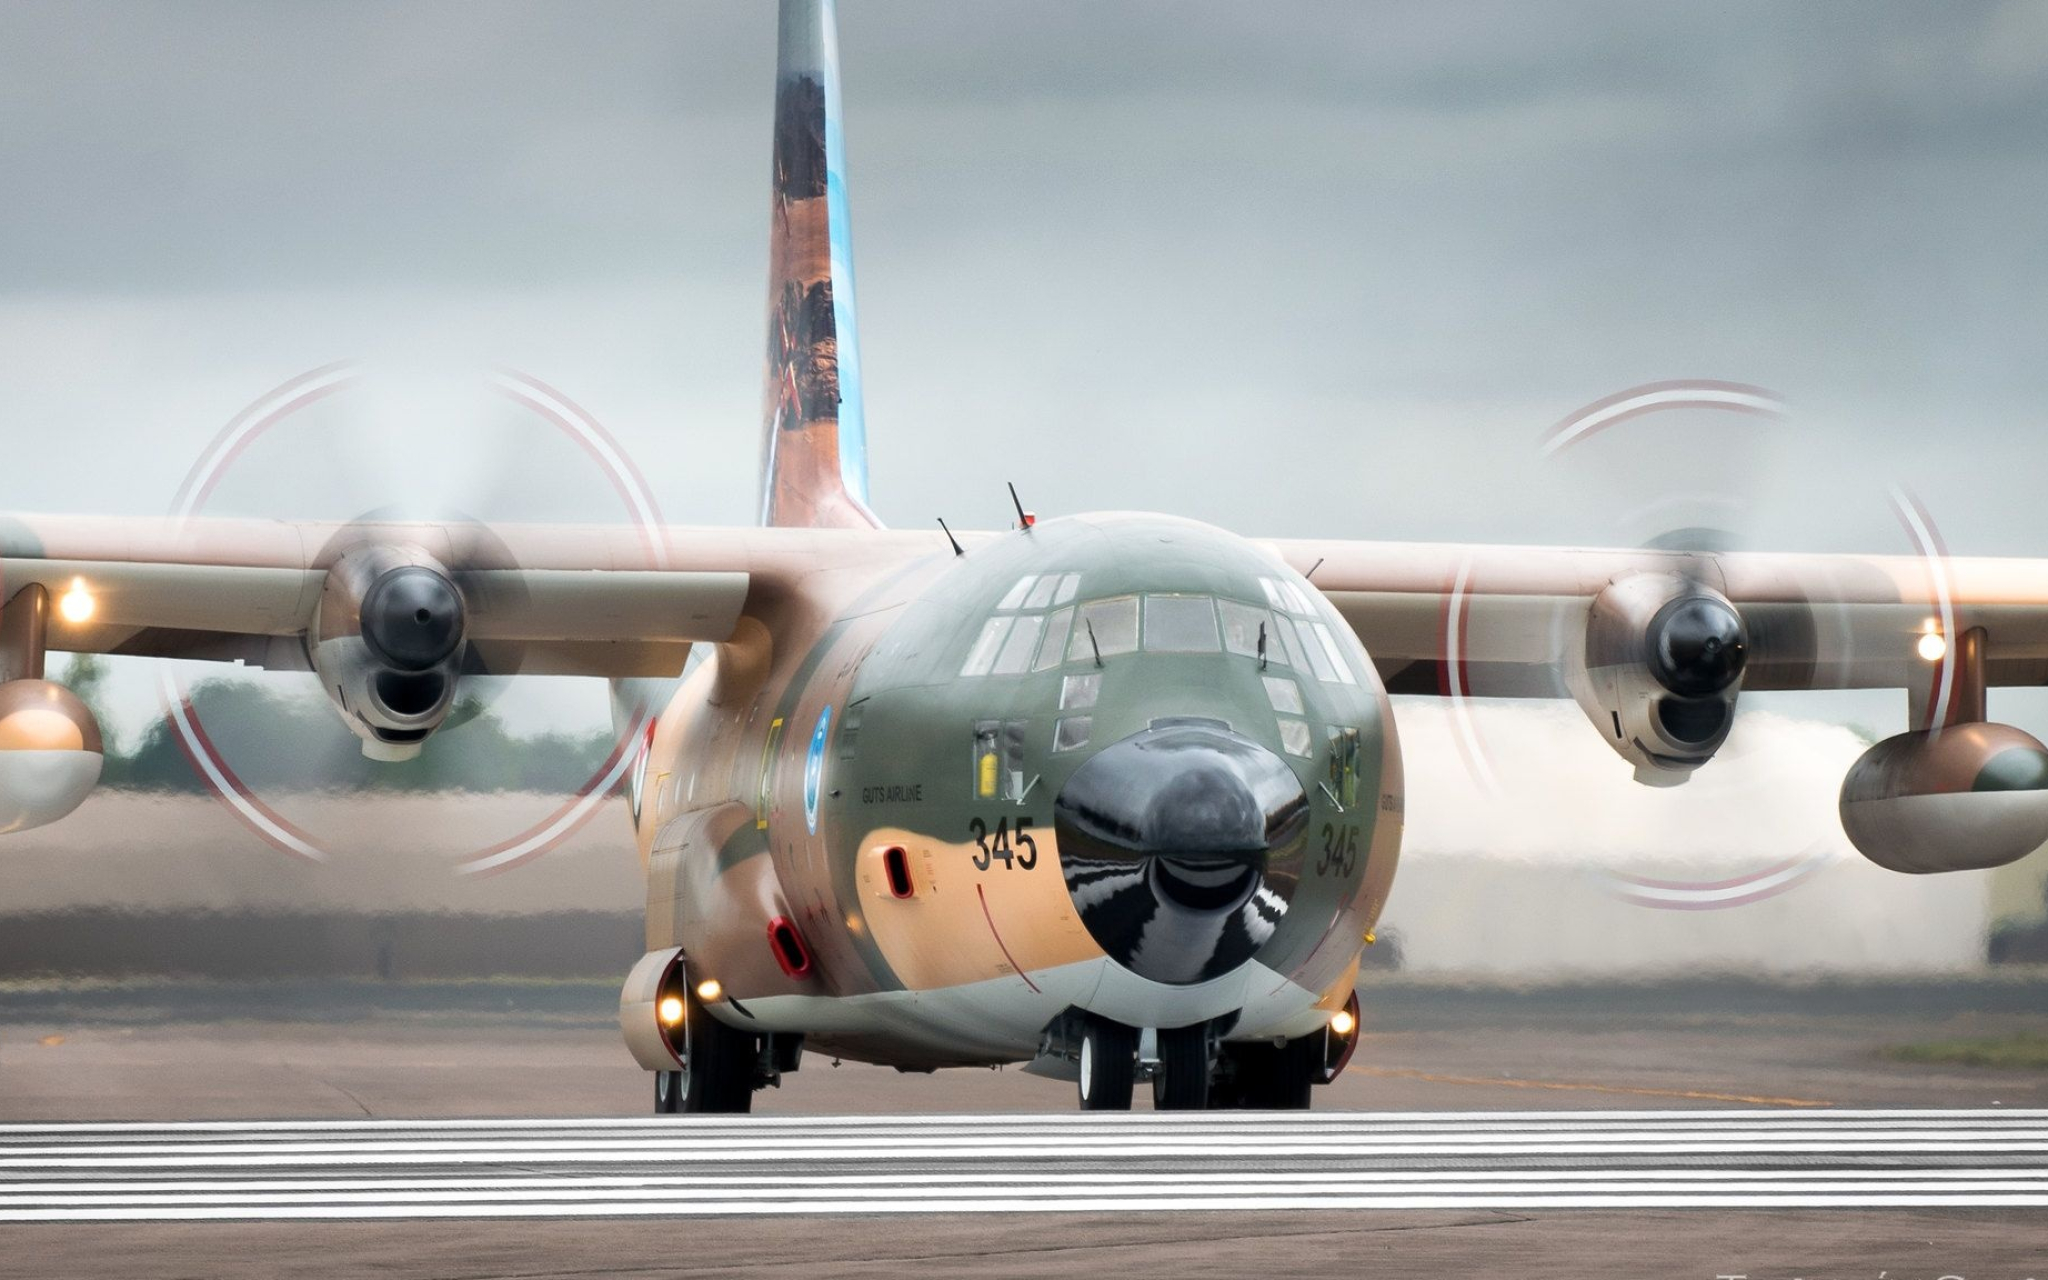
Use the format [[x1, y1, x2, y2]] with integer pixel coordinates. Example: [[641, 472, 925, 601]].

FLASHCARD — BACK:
[[655, 986, 758, 1114], [1071, 1009, 1354, 1112], [650, 968, 804, 1115]]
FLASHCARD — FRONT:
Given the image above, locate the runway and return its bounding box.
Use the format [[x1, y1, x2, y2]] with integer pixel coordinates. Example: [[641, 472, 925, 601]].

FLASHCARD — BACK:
[[5, 1109, 2047, 1221]]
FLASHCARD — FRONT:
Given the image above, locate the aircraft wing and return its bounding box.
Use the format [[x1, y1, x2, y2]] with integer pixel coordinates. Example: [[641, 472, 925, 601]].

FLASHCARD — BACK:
[[0, 514, 939, 678], [1266, 539, 2048, 696]]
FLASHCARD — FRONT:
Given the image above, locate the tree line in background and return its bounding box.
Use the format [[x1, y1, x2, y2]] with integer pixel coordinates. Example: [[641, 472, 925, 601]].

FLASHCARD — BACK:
[[58, 655, 622, 794]]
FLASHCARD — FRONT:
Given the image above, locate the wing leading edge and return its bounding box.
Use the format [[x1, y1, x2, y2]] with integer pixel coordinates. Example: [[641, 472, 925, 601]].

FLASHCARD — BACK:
[[1267, 538, 2048, 695], [0, 515, 940, 678]]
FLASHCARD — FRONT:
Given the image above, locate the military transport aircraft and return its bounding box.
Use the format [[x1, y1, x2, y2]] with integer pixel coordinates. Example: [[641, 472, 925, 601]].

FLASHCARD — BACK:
[[4, 0, 2048, 1113]]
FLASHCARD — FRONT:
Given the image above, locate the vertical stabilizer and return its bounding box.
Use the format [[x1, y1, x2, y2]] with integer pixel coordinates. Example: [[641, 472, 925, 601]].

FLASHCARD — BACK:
[[759, 0, 877, 528]]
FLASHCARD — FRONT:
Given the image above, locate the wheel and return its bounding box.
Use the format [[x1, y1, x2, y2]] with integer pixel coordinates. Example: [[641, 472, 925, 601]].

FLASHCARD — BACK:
[[1152, 1023, 1211, 1111], [1077, 1017, 1137, 1110], [654, 1069, 683, 1114], [677, 992, 759, 1114], [1229, 1037, 1316, 1110]]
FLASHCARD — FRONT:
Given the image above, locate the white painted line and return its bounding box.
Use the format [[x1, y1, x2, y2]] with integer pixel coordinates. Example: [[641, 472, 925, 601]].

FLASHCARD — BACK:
[[9, 1193, 2048, 1222], [10, 1167, 2047, 1195], [4, 1108, 2041, 1134], [10, 1177, 2048, 1206]]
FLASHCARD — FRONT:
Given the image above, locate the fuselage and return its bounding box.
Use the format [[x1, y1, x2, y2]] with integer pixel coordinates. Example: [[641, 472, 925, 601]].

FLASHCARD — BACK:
[[632, 513, 1402, 1068]]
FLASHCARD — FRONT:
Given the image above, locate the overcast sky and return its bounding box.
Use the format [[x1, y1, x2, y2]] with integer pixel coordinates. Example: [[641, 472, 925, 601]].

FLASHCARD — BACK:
[[3, 0, 2046, 748]]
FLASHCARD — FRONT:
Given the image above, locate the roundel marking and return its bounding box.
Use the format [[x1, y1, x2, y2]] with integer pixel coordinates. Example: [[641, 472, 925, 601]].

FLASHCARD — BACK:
[[804, 705, 833, 835]]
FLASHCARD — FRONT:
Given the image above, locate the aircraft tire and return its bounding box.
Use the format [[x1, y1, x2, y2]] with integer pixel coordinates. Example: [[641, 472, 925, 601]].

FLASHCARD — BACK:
[[681, 995, 757, 1114], [1229, 1038, 1316, 1110], [654, 1069, 683, 1114], [1076, 1017, 1137, 1111], [1152, 1024, 1211, 1110]]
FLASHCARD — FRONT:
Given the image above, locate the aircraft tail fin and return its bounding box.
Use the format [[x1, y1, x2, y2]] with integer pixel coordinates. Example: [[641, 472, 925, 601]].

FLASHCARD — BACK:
[[758, 0, 877, 529]]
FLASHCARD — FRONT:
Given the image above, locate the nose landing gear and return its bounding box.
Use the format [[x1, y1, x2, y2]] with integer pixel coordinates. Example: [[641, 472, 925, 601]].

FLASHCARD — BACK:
[[1151, 1023, 1216, 1110], [1054, 1000, 1357, 1112], [1077, 1015, 1138, 1110]]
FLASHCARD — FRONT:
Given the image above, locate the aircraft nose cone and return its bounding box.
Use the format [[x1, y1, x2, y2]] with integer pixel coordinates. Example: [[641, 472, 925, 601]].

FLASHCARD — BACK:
[[1054, 721, 1309, 985]]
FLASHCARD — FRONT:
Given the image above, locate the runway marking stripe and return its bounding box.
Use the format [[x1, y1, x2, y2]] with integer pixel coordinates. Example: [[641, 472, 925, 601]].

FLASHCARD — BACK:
[[6, 1113, 2045, 1220], [5, 1109, 2043, 1134], [10, 1194, 2048, 1222], [8, 1127, 2047, 1155], [8, 1177, 2048, 1203], [13, 1167, 2048, 1193], [11, 1146, 2048, 1170]]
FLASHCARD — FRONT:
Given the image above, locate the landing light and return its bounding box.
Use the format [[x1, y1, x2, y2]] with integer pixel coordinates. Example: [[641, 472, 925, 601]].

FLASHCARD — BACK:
[[1917, 631, 1948, 663], [657, 996, 685, 1026], [695, 979, 723, 1002], [58, 579, 95, 625], [1329, 1009, 1357, 1038]]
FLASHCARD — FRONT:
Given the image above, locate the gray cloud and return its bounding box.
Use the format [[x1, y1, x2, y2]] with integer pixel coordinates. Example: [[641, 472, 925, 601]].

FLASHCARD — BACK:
[[2, 1, 2043, 552]]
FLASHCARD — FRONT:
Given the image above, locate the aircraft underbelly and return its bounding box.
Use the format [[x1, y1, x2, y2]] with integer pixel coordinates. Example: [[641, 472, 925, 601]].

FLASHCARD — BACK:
[[716, 957, 1331, 1067]]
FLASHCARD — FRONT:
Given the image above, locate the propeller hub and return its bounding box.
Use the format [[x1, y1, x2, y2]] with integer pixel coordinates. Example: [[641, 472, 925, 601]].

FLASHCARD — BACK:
[[361, 566, 465, 671], [1648, 594, 1747, 697]]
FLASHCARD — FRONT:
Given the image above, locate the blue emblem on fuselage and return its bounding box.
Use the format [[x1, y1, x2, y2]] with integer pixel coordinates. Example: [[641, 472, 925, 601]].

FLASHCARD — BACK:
[[804, 705, 833, 835]]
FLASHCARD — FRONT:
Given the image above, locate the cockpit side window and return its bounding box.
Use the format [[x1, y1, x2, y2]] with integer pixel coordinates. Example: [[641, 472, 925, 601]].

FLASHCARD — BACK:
[[998, 577, 1036, 611], [1217, 599, 1280, 664], [1023, 575, 1060, 610], [1257, 575, 1361, 686], [1035, 608, 1075, 671], [960, 616, 1013, 677], [991, 614, 1044, 675]]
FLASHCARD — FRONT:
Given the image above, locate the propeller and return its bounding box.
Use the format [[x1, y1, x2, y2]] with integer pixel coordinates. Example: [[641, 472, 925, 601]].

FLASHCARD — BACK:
[[1431, 382, 1874, 914], [164, 361, 668, 859]]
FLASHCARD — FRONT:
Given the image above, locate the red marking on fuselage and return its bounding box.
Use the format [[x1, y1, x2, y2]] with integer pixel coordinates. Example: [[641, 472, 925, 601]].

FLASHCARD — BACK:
[[976, 883, 1041, 994]]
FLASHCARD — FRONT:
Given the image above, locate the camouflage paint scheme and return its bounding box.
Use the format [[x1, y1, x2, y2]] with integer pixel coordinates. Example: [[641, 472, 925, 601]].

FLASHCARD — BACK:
[[638, 513, 1397, 1065], [760, 0, 872, 531]]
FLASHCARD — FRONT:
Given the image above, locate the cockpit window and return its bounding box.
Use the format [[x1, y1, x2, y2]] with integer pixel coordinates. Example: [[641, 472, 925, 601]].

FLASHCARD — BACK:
[[1309, 622, 1358, 686], [1257, 576, 1359, 686], [1068, 595, 1139, 660], [1060, 672, 1100, 710], [1024, 575, 1061, 610], [1035, 607, 1075, 671], [991, 614, 1043, 675], [1263, 675, 1304, 715], [960, 617, 1012, 677], [1275, 613, 1323, 679], [1218, 599, 1279, 664], [998, 577, 1035, 611], [962, 580, 1343, 679], [1143, 594, 1221, 653]]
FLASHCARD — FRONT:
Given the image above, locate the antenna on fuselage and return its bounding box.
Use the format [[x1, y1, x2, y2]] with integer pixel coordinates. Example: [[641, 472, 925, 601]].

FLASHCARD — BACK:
[[937, 517, 964, 557], [1006, 482, 1035, 531], [1305, 557, 1325, 582]]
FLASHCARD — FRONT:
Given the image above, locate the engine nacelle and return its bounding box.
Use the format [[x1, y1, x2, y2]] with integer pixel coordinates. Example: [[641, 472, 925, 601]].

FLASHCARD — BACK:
[[1840, 722, 2048, 874], [1568, 573, 1748, 786], [310, 544, 467, 762], [0, 679, 104, 833]]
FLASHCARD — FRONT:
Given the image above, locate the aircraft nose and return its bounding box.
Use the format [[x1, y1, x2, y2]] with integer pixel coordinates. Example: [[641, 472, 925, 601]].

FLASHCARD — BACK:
[[1054, 721, 1309, 985]]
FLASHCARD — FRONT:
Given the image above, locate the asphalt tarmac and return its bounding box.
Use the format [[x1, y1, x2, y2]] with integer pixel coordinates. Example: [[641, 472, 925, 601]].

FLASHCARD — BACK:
[[2, 977, 2045, 1277]]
